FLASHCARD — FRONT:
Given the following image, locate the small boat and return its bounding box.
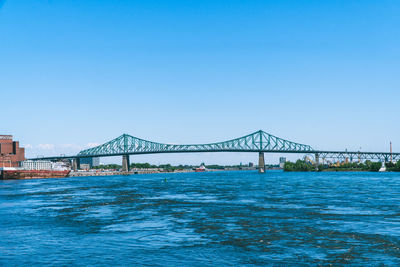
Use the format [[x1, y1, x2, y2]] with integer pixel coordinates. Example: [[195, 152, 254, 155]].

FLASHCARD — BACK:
[[195, 164, 207, 172]]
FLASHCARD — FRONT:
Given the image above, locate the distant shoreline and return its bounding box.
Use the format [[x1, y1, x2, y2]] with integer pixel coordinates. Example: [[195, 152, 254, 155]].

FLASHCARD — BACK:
[[69, 168, 258, 177]]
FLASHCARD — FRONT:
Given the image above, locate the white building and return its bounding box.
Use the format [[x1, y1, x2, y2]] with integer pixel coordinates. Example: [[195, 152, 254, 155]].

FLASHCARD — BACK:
[[279, 157, 286, 168], [21, 160, 70, 171], [21, 160, 52, 170]]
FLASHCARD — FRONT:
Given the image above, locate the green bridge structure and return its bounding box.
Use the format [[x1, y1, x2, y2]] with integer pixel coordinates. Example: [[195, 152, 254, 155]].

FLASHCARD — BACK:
[[30, 130, 400, 173]]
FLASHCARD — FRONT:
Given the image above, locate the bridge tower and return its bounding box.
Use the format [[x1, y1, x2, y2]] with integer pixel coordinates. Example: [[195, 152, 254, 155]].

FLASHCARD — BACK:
[[258, 152, 265, 173], [72, 158, 80, 171], [122, 154, 130, 172], [315, 153, 320, 171]]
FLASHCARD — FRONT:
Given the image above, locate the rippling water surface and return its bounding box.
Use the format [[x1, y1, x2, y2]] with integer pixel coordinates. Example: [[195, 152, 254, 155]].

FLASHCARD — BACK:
[[1, 171, 400, 265]]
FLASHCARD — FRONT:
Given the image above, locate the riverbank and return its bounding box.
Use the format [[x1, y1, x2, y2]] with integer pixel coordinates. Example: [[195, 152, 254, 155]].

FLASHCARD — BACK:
[[0, 167, 265, 180], [69, 168, 257, 177], [284, 160, 400, 172]]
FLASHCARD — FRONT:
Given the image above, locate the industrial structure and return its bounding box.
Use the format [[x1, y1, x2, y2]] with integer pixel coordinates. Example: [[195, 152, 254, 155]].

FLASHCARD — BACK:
[[0, 135, 25, 167], [29, 130, 400, 173]]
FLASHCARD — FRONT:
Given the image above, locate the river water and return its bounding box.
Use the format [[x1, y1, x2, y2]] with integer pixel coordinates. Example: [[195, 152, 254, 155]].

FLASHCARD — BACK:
[[1, 171, 399, 266]]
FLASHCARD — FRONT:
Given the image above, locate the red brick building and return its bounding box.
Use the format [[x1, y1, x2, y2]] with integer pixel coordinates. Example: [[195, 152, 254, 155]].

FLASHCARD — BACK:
[[0, 135, 25, 167]]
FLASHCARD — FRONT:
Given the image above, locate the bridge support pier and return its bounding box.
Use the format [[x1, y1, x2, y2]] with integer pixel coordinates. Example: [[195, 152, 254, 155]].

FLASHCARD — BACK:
[[258, 152, 265, 173], [72, 158, 80, 171], [315, 153, 320, 171], [122, 154, 130, 172]]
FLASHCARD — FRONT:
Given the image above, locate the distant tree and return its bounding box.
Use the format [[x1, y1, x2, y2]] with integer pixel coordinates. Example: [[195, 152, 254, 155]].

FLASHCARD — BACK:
[[386, 162, 395, 168], [283, 160, 314, 172]]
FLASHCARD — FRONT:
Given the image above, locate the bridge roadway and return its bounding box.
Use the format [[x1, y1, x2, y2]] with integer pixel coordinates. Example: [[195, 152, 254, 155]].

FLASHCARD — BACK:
[[28, 130, 400, 173]]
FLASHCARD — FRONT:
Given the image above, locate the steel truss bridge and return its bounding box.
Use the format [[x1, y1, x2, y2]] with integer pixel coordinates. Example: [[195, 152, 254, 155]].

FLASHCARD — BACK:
[[30, 130, 400, 173]]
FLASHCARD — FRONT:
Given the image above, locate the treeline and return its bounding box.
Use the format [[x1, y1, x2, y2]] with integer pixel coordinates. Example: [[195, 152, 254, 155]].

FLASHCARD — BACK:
[[284, 160, 314, 172], [383, 161, 400, 171], [284, 160, 400, 172], [130, 163, 181, 171], [320, 161, 382, 172], [92, 163, 181, 171], [92, 164, 121, 170]]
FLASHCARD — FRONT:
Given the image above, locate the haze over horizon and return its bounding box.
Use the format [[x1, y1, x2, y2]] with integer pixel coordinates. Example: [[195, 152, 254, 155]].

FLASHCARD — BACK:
[[1, 0, 399, 164]]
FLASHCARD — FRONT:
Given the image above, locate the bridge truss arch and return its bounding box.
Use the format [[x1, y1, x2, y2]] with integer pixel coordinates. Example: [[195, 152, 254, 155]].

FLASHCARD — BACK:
[[77, 130, 314, 157]]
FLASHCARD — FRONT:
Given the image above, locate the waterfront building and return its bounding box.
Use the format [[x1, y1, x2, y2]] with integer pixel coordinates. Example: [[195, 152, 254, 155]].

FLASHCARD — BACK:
[[279, 157, 286, 168], [22, 160, 52, 170], [21, 160, 71, 171], [80, 157, 99, 168], [93, 157, 100, 167], [0, 135, 25, 167]]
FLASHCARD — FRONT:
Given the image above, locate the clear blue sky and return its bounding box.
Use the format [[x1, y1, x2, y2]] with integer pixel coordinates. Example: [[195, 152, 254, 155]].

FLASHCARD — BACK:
[[1, 0, 399, 165]]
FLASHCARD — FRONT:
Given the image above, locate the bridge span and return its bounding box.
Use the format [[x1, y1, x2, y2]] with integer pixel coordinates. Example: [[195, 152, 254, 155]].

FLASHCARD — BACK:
[[30, 130, 400, 173]]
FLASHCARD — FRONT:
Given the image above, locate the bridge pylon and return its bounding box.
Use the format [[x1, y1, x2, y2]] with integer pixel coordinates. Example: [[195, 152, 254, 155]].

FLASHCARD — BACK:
[[258, 152, 265, 173], [72, 158, 80, 171], [315, 153, 320, 171], [122, 154, 130, 172]]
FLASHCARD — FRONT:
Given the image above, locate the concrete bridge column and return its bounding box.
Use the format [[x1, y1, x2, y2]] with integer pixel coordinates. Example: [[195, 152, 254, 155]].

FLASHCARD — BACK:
[[315, 153, 320, 171], [258, 152, 265, 173], [122, 154, 130, 172], [72, 158, 80, 171]]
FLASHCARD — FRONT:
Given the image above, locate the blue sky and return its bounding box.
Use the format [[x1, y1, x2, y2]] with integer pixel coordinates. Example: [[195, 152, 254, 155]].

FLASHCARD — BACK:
[[1, 0, 399, 165]]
